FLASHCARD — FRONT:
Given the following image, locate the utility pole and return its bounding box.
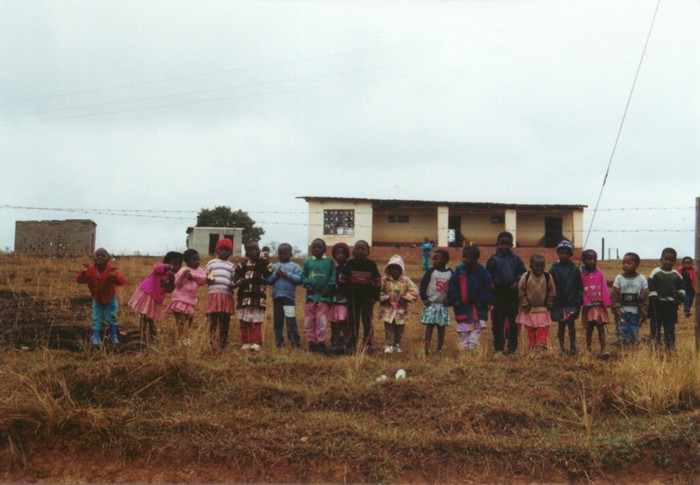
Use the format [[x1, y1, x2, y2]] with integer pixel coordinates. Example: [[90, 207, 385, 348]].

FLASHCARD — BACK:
[[602, 237, 605, 261], [695, 197, 699, 352]]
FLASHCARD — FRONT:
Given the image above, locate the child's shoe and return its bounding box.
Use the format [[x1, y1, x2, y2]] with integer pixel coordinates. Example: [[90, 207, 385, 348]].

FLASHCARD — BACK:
[[384, 345, 394, 354], [393, 344, 402, 354], [241, 343, 251, 351], [90, 330, 102, 346], [250, 343, 261, 352], [109, 325, 120, 345]]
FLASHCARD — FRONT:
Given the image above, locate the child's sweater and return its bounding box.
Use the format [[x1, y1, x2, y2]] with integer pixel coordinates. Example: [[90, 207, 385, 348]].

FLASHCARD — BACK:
[[267, 261, 303, 301], [581, 268, 611, 308], [649, 268, 685, 302], [610, 273, 649, 319], [378, 255, 418, 325], [486, 251, 527, 290], [549, 260, 583, 320], [677, 265, 696, 293], [205, 258, 236, 295], [137, 264, 175, 304], [235, 258, 273, 309], [518, 272, 556, 312], [76, 263, 127, 304], [448, 263, 494, 323], [302, 256, 336, 304], [419, 267, 453, 303], [338, 258, 382, 302], [170, 266, 207, 307]]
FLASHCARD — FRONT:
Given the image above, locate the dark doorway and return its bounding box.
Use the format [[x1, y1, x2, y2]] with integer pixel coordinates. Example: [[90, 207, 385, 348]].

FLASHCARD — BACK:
[[208, 234, 220, 255], [448, 216, 462, 247], [545, 217, 563, 248]]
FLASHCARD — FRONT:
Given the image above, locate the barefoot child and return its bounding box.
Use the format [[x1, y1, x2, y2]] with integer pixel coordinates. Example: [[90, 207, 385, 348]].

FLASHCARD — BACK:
[[378, 255, 418, 353], [610, 252, 649, 346], [234, 241, 273, 352], [419, 249, 453, 355], [448, 245, 494, 352], [205, 239, 236, 350], [166, 249, 207, 345], [580, 249, 611, 356], [267, 243, 303, 348], [516, 254, 556, 350], [76, 248, 127, 346], [128, 251, 183, 345]]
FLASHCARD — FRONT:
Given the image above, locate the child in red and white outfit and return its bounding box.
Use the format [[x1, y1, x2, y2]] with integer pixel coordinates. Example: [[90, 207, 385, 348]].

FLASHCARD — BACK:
[[167, 249, 207, 345], [76, 247, 127, 346], [580, 249, 612, 356], [128, 251, 183, 345], [205, 239, 236, 350], [516, 254, 556, 350]]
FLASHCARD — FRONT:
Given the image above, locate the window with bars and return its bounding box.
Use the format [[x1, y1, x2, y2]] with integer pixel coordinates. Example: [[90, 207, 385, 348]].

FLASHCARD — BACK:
[[323, 209, 355, 235]]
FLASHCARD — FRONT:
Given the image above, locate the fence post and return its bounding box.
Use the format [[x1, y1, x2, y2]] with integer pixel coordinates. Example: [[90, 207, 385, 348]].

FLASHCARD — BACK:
[[695, 197, 699, 352]]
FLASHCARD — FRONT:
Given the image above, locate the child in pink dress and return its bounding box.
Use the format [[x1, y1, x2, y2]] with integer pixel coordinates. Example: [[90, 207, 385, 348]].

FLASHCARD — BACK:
[[166, 249, 207, 345], [128, 251, 183, 345], [580, 249, 612, 356], [516, 254, 556, 350]]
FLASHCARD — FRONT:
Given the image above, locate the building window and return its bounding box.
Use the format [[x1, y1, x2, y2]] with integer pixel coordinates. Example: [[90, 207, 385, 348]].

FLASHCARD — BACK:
[[388, 215, 409, 223], [491, 216, 505, 224], [324, 210, 354, 235]]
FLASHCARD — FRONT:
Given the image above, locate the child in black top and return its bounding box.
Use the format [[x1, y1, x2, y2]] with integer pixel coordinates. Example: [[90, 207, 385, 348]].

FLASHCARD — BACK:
[[549, 241, 583, 355], [338, 240, 382, 354]]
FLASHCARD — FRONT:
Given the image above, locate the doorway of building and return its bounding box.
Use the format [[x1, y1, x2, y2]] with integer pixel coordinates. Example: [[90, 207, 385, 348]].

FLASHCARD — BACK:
[[545, 217, 563, 248], [448, 216, 462, 247]]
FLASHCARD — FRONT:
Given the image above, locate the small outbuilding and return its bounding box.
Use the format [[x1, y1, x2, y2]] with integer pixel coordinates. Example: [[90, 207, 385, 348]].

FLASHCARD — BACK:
[[14, 219, 96, 257], [186, 226, 244, 256]]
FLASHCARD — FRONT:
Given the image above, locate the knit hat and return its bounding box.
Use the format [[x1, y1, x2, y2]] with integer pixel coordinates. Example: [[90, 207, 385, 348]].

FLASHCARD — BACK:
[[215, 238, 233, 250], [332, 242, 350, 260], [556, 240, 574, 254]]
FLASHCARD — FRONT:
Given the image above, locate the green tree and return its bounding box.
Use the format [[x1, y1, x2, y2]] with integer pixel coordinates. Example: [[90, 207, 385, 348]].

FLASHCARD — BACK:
[[196, 206, 265, 242]]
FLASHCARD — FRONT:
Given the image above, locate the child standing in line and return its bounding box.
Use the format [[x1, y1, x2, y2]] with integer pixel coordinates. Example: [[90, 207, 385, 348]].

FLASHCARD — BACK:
[[550, 241, 583, 355], [302, 238, 336, 353], [610, 252, 649, 346], [205, 239, 236, 350], [329, 242, 350, 355], [128, 251, 183, 345], [486, 231, 527, 355], [420, 249, 453, 356], [648, 247, 685, 350], [580, 249, 611, 356], [448, 245, 494, 352], [677, 256, 696, 318], [379, 255, 418, 353], [338, 240, 382, 354], [267, 243, 303, 348], [421, 237, 434, 271], [234, 241, 273, 352], [76, 247, 127, 346], [166, 249, 207, 346], [516, 254, 556, 350]]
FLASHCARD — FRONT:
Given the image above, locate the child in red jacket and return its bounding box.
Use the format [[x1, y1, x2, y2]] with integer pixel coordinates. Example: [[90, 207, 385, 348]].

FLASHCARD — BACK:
[[76, 247, 127, 346]]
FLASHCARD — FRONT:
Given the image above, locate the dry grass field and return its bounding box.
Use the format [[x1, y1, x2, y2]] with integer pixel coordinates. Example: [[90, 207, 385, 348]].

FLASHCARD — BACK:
[[0, 253, 698, 483]]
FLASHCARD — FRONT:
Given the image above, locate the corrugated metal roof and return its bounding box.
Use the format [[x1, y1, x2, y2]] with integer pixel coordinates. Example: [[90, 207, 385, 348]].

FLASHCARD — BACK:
[[297, 196, 586, 210]]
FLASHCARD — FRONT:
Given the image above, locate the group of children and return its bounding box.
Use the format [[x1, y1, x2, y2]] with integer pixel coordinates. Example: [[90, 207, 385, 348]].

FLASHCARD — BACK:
[[76, 232, 694, 355]]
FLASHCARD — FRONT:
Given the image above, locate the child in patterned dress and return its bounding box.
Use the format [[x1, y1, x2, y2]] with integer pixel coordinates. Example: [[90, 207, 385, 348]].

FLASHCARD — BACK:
[[580, 249, 611, 357], [234, 240, 273, 351], [205, 239, 236, 350], [378, 255, 418, 353], [419, 249, 452, 356]]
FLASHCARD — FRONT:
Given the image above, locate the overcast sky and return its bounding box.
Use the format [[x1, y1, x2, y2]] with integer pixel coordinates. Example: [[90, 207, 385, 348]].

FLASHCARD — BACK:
[[1, 0, 698, 259]]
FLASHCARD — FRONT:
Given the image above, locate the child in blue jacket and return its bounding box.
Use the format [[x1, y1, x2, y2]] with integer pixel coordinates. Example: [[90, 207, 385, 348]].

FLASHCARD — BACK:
[[448, 245, 494, 351]]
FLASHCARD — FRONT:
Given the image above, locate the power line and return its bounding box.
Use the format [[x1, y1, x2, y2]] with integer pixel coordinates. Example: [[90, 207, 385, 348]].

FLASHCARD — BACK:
[[583, 0, 662, 249]]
